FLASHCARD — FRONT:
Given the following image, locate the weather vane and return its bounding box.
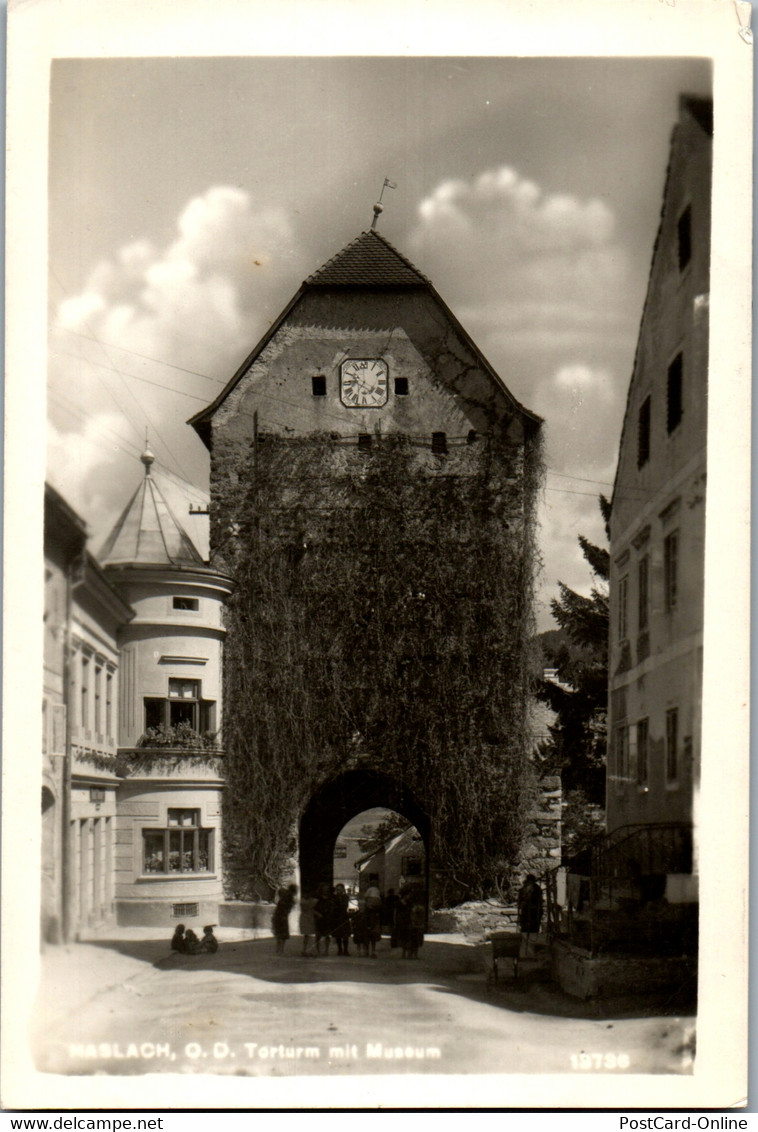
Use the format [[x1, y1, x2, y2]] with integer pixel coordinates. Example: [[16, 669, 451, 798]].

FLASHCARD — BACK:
[[371, 177, 397, 230]]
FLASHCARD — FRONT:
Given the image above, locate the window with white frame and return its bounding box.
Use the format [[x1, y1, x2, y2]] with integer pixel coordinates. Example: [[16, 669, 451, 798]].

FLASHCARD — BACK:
[[81, 652, 91, 733], [142, 809, 213, 874], [106, 670, 114, 741], [94, 661, 103, 739]]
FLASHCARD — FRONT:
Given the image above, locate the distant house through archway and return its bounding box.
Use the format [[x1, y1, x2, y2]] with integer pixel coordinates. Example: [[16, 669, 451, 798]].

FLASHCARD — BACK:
[[298, 769, 430, 900]]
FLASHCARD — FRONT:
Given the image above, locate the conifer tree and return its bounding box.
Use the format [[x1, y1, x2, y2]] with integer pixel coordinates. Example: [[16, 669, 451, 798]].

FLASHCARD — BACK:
[[540, 496, 610, 808]]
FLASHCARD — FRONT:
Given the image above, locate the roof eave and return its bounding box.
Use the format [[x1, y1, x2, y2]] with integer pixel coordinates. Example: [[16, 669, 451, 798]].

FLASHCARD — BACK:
[[188, 286, 307, 445]]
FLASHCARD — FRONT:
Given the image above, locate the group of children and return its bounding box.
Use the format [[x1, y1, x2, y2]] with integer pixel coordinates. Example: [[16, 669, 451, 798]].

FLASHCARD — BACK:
[[272, 881, 426, 959], [170, 923, 219, 954]]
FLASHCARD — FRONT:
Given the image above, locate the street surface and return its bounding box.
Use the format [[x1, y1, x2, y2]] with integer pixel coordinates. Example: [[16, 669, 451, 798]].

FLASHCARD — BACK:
[[32, 929, 695, 1078]]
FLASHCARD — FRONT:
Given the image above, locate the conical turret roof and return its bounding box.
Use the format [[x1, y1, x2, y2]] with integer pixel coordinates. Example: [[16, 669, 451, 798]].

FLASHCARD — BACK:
[[99, 448, 204, 568]]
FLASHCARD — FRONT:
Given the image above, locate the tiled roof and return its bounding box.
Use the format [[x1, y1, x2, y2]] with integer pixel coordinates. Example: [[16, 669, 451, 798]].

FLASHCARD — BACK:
[[99, 455, 204, 568], [306, 229, 430, 287]]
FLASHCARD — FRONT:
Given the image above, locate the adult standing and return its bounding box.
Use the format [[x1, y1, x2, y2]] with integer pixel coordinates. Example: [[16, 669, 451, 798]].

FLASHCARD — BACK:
[[517, 874, 543, 957], [272, 884, 298, 956], [331, 884, 351, 955]]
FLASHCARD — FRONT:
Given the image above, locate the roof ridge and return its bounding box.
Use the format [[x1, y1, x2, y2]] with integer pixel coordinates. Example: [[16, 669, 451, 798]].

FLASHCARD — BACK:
[[305, 228, 429, 287]]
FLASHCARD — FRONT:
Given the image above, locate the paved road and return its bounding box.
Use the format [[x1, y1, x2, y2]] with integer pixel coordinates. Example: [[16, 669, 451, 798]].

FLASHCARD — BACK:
[[33, 932, 695, 1078]]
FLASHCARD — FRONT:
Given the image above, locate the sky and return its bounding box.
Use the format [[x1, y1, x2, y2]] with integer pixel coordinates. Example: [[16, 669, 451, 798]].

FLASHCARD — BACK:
[[47, 56, 712, 629]]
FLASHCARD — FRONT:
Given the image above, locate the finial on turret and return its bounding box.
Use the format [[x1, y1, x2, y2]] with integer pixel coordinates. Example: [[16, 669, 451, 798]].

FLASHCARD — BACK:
[[141, 430, 155, 475], [370, 177, 397, 230]]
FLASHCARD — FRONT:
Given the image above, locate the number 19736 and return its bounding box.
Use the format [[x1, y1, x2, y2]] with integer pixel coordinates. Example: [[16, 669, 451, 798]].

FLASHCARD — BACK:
[[570, 1052, 630, 1070]]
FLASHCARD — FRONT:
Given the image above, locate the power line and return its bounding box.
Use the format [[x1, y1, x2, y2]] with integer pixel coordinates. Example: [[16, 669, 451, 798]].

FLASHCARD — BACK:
[[49, 309, 650, 503], [49, 267, 196, 484], [52, 348, 214, 403], [48, 389, 209, 498], [56, 327, 227, 386]]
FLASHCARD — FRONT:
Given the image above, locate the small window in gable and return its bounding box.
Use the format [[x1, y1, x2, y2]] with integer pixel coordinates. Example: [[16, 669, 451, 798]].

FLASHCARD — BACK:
[[431, 432, 447, 455], [311, 375, 327, 396], [394, 377, 409, 396]]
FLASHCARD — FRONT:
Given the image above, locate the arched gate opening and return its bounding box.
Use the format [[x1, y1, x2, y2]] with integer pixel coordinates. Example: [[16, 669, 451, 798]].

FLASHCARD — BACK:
[[299, 769, 430, 900]]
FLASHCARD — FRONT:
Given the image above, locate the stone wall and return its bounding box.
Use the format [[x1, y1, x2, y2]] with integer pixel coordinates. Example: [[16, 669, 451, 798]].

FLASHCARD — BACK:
[[518, 773, 562, 879]]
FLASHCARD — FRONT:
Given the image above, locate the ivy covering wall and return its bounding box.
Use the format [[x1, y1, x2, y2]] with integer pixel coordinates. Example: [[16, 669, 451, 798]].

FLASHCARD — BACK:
[[216, 428, 543, 905]]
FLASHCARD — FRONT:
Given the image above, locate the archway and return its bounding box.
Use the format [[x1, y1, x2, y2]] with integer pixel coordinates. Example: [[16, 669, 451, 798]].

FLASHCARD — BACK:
[[298, 769, 430, 900]]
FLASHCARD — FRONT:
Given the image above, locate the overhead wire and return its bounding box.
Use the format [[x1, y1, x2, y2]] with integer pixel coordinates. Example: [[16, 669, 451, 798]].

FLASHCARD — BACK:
[[49, 266, 197, 484], [49, 311, 652, 504]]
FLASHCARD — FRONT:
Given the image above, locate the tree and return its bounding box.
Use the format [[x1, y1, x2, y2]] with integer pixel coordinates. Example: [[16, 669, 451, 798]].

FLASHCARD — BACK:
[[358, 812, 412, 855], [539, 496, 610, 810]]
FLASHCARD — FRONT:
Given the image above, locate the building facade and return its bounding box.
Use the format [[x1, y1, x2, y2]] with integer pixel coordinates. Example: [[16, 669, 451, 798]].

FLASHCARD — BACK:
[[44, 485, 134, 941], [43, 454, 234, 937], [607, 96, 711, 882], [100, 448, 234, 926]]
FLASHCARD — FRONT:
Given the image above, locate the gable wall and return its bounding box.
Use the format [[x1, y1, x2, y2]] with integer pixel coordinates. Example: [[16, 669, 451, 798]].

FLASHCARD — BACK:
[[212, 289, 524, 447]]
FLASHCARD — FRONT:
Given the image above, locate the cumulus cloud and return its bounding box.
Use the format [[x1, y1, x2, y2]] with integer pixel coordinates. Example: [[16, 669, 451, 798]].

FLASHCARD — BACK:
[[410, 167, 635, 627], [418, 168, 615, 255], [410, 165, 632, 363], [54, 186, 303, 379], [48, 186, 307, 552]]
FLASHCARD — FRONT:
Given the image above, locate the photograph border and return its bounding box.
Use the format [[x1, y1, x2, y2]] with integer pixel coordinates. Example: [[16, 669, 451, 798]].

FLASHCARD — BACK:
[[2, 0, 751, 1110]]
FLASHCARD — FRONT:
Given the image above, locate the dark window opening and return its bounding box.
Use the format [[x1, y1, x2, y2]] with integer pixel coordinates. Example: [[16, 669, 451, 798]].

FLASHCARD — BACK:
[[637, 396, 651, 467], [172, 903, 199, 918], [677, 205, 692, 272], [637, 718, 649, 786], [402, 857, 423, 877], [173, 596, 199, 611], [394, 377, 409, 396], [667, 354, 683, 433], [311, 374, 327, 396], [431, 431, 447, 455], [666, 708, 679, 781], [358, 433, 372, 451], [467, 429, 478, 445], [143, 679, 216, 738], [638, 555, 649, 631]]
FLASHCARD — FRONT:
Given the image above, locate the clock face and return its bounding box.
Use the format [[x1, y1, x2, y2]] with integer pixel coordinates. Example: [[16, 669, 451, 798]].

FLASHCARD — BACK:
[[340, 359, 389, 408]]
